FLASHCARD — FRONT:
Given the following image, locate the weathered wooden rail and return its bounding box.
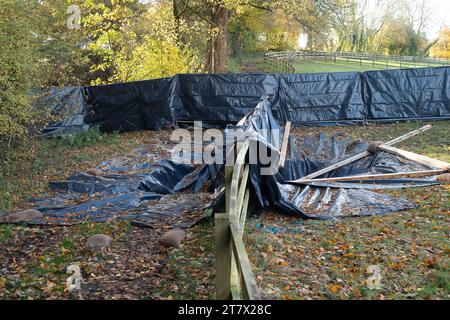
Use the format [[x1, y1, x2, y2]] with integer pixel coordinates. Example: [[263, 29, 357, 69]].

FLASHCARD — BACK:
[[264, 52, 296, 73], [215, 140, 261, 300]]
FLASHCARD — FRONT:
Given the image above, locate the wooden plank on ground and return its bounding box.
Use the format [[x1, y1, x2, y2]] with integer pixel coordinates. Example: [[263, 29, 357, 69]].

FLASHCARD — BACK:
[[378, 145, 450, 170], [288, 169, 446, 184], [384, 124, 432, 145], [230, 224, 261, 300], [292, 125, 432, 182], [279, 121, 292, 169]]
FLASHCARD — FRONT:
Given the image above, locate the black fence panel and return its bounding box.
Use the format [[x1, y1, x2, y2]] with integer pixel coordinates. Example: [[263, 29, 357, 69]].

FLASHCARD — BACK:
[[363, 67, 450, 122], [171, 74, 278, 123], [83, 77, 174, 132], [42, 66, 450, 135], [275, 72, 365, 124]]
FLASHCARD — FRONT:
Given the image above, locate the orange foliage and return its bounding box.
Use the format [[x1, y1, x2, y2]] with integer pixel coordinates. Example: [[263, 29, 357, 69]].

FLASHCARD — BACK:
[[430, 26, 450, 59]]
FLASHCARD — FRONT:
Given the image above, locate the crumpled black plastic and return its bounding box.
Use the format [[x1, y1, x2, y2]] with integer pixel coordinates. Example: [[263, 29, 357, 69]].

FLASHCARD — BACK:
[[240, 98, 441, 219], [0, 159, 221, 226]]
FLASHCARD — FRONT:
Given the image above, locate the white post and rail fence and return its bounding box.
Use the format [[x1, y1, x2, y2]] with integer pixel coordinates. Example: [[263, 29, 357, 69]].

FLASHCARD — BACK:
[[264, 50, 450, 73]]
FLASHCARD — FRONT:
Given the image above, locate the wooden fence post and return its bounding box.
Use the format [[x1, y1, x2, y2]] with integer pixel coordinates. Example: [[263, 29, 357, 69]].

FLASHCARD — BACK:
[[216, 213, 231, 300]]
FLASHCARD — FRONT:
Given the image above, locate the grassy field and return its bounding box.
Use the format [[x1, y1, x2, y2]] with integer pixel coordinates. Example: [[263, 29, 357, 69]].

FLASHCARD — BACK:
[[0, 121, 449, 299], [228, 52, 269, 73], [229, 52, 446, 74], [293, 59, 380, 73]]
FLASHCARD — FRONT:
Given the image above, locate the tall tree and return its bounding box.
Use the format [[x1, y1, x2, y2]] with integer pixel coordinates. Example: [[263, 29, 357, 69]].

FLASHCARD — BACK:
[[173, 0, 235, 72], [174, 0, 347, 72], [0, 0, 39, 144]]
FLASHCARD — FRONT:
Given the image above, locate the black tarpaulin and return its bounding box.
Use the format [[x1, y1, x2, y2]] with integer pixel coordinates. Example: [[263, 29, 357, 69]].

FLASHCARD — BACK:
[[40, 67, 450, 136], [0, 145, 222, 226], [239, 98, 441, 219], [34, 87, 89, 136], [274, 72, 365, 125], [365, 67, 450, 122], [83, 77, 174, 132], [171, 74, 278, 123], [10, 71, 449, 224]]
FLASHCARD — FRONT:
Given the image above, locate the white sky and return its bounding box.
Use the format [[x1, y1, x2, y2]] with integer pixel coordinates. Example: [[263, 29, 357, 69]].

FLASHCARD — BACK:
[[361, 0, 450, 40], [427, 0, 450, 38]]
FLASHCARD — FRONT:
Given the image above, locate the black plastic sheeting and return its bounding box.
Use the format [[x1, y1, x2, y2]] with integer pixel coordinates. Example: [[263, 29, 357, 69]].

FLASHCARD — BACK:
[[0, 144, 223, 226], [39, 67, 450, 135], [273, 72, 365, 125], [365, 67, 450, 122], [3, 94, 445, 225], [33, 87, 90, 136], [83, 77, 174, 132], [239, 98, 442, 219]]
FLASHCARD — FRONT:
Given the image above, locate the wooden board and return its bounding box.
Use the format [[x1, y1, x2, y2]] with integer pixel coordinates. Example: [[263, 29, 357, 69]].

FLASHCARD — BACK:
[[236, 165, 250, 224], [229, 140, 250, 222], [288, 169, 446, 184], [292, 125, 432, 182], [378, 145, 450, 170], [278, 121, 292, 169], [239, 188, 251, 236], [230, 224, 261, 300], [215, 213, 232, 300]]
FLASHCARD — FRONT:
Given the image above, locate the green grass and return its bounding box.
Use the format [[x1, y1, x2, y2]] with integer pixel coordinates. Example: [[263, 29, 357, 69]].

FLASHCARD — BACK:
[[229, 52, 446, 74], [154, 220, 215, 300], [229, 52, 269, 73], [0, 225, 13, 243], [58, 127, 119, 149], [293, 60, 380, 73]]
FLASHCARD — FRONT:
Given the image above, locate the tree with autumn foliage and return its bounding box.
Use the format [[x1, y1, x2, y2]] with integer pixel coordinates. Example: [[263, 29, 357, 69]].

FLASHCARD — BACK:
[[173, 0, 350, 72], [431, 26, 450, 59]]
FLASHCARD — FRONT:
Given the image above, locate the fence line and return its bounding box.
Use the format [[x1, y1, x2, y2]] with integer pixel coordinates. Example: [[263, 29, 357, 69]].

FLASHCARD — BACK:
[[265, 50, 450, 71], [264, 52, 296, 73]]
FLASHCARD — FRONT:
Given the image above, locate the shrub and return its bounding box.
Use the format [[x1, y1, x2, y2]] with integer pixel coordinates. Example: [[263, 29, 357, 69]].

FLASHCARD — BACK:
[[0, 0, 40, 146], [59, 127, 118, 149]]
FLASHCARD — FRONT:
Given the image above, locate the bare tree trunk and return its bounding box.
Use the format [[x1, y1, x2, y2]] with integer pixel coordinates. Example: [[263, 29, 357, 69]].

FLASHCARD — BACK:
[[213, 6, 229, 73], [173, 0, 229, 73], [206, 5, 229, 73]]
